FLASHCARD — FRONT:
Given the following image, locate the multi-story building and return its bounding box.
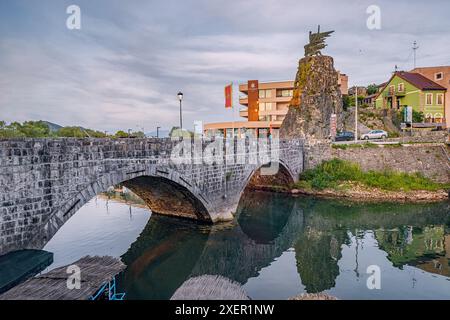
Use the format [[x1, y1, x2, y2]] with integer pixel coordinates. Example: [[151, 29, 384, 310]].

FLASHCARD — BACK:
[[410, 66, 450, 126], [375, 71, 446, 124], [204, 73, 348, 138]]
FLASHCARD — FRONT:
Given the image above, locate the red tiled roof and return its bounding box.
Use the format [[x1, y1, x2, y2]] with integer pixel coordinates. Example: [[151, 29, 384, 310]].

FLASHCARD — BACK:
[[396, 71, 446, 90]]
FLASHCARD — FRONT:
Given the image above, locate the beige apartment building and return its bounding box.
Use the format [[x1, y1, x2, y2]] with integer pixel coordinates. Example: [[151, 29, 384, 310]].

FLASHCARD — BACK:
[[411, 66, 450, 126], [205, 73, 348, 137]]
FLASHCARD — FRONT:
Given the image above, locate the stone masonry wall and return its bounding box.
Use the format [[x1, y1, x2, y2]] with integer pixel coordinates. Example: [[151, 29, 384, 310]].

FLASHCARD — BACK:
[[332, 144, 450, 183]]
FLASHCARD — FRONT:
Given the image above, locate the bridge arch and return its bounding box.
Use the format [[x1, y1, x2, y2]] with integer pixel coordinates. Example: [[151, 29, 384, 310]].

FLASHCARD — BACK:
[[240, 160, 296, 196], [31, 165, 213, 251]]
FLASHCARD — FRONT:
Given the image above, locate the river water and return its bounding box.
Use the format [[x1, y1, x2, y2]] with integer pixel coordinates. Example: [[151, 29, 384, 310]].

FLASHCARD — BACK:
[[43, 191, 450, 300]]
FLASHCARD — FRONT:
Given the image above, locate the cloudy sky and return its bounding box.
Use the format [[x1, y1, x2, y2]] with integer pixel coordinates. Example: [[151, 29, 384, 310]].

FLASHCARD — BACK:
[[0, 0, 449, 132]]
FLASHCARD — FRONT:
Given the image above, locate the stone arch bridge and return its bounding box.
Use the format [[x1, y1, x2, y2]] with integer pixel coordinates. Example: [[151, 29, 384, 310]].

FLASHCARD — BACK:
[[0, 137, 304, 255]]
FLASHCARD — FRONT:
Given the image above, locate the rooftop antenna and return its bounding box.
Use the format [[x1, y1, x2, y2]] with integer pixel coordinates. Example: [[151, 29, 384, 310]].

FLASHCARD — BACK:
[[412, 41, 419, 69]]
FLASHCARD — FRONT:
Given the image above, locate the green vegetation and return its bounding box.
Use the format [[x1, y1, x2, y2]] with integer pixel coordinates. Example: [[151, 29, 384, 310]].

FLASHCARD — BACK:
[[412, 110, 424, 123], [0, 121, 52, 138], [296, 158, 449, 191], [366, 84, 378, 95], [0, 120, 145, 139], [348, 95, 365, 107], [342, 95, 350, 111], [57, 126, 107, 138]]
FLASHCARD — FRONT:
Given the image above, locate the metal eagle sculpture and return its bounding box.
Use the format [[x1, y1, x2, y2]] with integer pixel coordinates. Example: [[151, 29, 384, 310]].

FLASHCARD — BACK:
[[304, 25, 334, 56]]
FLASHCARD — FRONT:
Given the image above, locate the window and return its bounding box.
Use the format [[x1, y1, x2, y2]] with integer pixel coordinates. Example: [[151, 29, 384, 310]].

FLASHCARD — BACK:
[[398, 83, 404, 92], [259, 102, 273, 111], [436, 93, 444, 105], [259, 89, 271, 98], [389, 85, 395, 94], [434, 113, 443, 123], [425, 93, 433, 105], [435, 72, 443, 81], [276, 89, 293, 97]]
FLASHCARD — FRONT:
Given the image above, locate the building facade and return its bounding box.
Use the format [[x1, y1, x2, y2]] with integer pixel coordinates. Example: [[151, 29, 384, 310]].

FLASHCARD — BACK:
[[204, 73, 348, 137], [410, 66, 450, 126], [375, 71, 446, 124]]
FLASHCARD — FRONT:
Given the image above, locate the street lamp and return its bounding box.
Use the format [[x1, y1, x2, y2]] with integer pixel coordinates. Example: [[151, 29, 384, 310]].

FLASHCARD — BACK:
[[178, 92, 183, 130]]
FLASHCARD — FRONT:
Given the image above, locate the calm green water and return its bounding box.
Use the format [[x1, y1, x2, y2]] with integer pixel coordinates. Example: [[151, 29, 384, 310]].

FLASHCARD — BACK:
[[44, 191, 450, 300]]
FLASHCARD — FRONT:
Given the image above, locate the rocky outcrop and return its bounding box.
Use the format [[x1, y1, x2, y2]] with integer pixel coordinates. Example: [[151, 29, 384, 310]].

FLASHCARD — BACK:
[[280, 55, 344, 140], [280, 56, 343, 169]]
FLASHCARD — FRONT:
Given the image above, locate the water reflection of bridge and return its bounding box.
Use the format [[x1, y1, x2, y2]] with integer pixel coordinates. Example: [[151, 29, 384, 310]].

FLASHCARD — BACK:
[[118, 193, 450, 299]]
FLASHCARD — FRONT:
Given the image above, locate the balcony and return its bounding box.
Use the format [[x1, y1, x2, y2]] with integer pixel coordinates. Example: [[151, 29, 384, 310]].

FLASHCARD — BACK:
[[274, 95, 293, 102], [239, 95, 248, 105], [239, 108, 248, 118]]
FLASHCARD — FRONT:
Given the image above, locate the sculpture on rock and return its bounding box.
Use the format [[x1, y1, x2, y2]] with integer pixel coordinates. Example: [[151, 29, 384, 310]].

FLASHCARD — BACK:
[[280, 27, 343, 169], [304, 25, 334, 57]]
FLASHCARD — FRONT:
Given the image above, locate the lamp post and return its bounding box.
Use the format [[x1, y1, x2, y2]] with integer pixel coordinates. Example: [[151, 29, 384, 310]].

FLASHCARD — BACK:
[[178, 92, 183, 130]]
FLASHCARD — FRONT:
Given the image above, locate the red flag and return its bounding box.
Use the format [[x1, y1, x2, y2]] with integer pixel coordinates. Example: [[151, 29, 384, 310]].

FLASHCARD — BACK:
[[225, 83, 233, 108]]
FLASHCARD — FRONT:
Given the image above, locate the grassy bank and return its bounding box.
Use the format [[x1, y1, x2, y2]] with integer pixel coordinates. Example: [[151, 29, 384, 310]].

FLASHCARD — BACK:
[[296, 159, 449, 192]]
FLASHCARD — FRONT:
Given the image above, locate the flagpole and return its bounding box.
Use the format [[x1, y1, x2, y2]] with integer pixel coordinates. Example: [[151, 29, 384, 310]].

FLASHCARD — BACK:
[[231, 82, 235, 138]]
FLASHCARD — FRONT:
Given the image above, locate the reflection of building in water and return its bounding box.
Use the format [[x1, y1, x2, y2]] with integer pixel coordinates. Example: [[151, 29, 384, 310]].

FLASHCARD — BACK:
[[375, 225, 449, 277]]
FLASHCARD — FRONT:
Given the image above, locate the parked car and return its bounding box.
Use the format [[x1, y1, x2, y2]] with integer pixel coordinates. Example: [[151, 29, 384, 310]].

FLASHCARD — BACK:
[[335, 131, 355, 141], [361, 130, 388, 140]]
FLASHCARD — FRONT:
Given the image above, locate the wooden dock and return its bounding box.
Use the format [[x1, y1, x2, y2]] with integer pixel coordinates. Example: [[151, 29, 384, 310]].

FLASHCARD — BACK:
[[0, 256, 125, 300]]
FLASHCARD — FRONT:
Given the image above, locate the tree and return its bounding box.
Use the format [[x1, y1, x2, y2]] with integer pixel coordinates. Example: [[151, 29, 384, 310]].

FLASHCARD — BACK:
[[367, 84, 378, 95], [342, 96, 351, 111], [115, 130, 129, 138], [20, 121, 51, 137], [57, 126, 88, 138], [84, 129, 107, 138], [412, 110, 424, 123], [0, 121, 51, 138], [132, 131, 146, 138], [348, 95, 365, 107]]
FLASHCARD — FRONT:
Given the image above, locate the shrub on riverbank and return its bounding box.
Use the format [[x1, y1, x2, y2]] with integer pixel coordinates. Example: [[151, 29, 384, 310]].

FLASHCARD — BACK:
[[297, 158, 449, 191]]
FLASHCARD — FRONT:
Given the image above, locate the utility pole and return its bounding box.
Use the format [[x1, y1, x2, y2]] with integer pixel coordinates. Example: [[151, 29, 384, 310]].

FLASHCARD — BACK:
[[413, 41, 419, 69], [354, 86, 358, 142]]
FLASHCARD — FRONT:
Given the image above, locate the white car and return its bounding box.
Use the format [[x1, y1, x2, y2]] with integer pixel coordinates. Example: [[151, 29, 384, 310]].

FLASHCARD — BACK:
[[361, 130, 388, 140]]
